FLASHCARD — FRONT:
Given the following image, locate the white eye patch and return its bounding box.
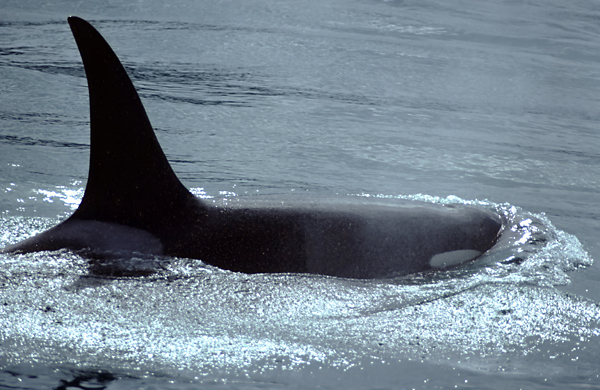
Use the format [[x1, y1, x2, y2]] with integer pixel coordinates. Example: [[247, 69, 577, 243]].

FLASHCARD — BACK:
[[429, 249, 482, 268]]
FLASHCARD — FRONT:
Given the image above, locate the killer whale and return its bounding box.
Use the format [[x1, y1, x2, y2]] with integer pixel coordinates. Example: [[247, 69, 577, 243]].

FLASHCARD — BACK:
[[1, 16, 502, 278]]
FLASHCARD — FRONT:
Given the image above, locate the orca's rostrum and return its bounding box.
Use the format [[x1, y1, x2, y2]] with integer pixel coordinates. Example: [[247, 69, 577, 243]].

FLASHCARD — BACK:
[[1, 17, 503, 278]]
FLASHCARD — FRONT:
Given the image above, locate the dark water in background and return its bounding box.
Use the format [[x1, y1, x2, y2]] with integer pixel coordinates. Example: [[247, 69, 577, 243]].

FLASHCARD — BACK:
[[1, 0, 600, 388]]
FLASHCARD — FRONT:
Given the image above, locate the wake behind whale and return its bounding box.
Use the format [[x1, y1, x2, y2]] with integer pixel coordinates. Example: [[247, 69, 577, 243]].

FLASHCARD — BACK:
[[1, 17, 502, 278]]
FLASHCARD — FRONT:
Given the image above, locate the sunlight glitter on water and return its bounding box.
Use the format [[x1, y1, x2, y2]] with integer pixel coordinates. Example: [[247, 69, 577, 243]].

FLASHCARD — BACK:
[[35, 185, 83, 211]]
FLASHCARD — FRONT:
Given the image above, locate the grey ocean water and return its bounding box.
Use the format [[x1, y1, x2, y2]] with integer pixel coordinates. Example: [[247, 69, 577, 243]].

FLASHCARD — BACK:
[[1, 0, 600, 388]]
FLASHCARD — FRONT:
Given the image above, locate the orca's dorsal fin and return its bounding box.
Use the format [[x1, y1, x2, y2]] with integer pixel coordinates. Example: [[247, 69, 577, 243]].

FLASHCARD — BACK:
[[67, 16, 202, 234]]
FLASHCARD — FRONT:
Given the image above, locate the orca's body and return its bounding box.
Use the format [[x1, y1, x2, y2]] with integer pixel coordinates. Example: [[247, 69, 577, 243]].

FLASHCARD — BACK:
[[1, 17, 502, 278]]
